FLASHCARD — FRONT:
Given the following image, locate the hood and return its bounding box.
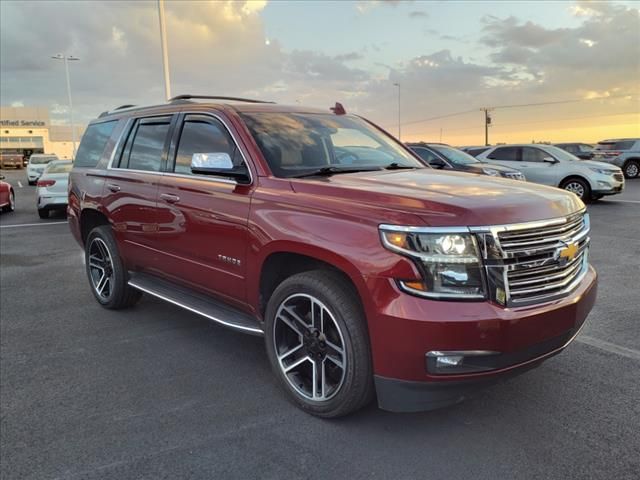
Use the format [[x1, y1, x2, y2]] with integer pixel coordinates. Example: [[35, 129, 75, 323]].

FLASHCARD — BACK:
[[290, 169, 583, 227], [574, 159, 620, 170], [460, 162, 519, 174]]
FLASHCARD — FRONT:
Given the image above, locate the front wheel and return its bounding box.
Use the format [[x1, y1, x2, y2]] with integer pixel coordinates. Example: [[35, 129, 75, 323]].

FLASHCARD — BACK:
[[561, 178, 590, 202], [38, 208, 48, 219], [264, 270, 374, 418], [623, 160, 639, 179], [85, 225, 142, 309]]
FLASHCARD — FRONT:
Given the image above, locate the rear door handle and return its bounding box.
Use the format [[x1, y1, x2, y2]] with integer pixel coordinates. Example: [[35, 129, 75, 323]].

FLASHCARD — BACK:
[[106, 183, 121, 192], [160, 193, 180, 204]]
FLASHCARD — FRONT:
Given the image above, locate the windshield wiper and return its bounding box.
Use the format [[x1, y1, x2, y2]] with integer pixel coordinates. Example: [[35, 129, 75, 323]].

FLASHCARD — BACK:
[[384, 162, 418, 170], [290, 166, 383, 178]]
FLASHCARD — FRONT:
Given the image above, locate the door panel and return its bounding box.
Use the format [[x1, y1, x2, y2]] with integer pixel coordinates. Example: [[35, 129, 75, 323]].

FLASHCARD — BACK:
[[152, 113, 253, 306], [520, 147, 560, 186]]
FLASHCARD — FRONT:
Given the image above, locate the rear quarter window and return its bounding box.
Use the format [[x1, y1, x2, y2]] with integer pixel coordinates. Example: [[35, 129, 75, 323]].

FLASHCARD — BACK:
[[74, 120, 118, 168]]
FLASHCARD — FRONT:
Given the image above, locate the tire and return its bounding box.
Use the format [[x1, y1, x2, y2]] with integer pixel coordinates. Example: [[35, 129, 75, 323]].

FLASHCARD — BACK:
[[38, 208, 49, 219], [264, 270, 374, 418], [561, 177, 590, 202], [28, 181, 35, 186], [623, 160, 639, 179], [1, 191, 15, 213], [85, 225, 142, 309]]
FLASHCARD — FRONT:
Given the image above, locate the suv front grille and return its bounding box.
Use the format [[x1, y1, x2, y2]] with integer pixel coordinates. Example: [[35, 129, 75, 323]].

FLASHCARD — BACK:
[[474, 211, 590, 307]]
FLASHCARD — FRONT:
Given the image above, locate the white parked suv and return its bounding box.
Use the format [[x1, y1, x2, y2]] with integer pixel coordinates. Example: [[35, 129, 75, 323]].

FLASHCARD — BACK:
[[476, 144, 624, 202], [26, 154, 59, 185], [35, 160, 73, 218]]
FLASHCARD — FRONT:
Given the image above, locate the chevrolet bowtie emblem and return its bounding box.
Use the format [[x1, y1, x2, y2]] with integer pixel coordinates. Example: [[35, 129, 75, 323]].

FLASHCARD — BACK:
[[559, 242, 578, 262]]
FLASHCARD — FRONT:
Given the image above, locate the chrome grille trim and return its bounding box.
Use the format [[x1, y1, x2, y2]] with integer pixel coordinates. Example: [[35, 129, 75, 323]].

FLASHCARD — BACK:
[[471, 210, 590, 307]]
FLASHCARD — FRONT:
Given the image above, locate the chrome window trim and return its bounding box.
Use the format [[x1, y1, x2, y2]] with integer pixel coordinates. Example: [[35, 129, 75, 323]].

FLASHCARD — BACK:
[[106, 111, 253, 186]]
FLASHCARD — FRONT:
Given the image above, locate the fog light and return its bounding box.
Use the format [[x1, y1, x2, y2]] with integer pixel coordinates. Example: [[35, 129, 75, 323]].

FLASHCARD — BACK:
[[597, 181, 610, 188], [426, 350, 499, 374]]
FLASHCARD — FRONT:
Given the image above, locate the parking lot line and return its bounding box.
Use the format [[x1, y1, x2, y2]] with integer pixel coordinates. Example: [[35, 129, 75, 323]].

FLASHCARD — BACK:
[[577, 335, 640, 361], [0, 221, 68, 229], [17, 181, 23, 188], [609, 199, 640, 204]]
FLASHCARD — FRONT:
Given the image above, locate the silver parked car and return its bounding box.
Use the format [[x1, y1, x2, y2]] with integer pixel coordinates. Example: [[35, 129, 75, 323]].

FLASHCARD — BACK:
[[592, 138, 640, 179], [27, 154, 59, 185], [36, 160, 73, 218], [476, 144, 624, 202]]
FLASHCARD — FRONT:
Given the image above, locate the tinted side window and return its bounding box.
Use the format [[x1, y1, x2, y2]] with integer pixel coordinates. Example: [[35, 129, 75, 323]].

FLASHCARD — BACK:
[[522, 147, 548, 162], [174, 115, 246, 176], [562, 144, 577, 153], [489, 147, 520, 161], [74, 121, 117, 167], [615, 141, 635, 150], [411, 147, 439, 163], [125, 118, 171, 172]]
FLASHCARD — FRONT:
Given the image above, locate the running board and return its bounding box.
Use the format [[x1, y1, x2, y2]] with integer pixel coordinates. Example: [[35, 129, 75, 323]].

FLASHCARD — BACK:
[[128, 272, 263, 336]]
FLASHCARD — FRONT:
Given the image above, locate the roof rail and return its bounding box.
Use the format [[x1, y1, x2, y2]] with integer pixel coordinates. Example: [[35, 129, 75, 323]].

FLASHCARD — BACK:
[[168, 95, 275, 104], [114, 104, 136, 110]]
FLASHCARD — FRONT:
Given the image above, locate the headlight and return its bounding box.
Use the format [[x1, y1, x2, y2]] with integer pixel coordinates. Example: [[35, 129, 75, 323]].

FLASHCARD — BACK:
[[589, 167, 614, 175], [380, 226, 486, 300], [482, 168, 500, 176]]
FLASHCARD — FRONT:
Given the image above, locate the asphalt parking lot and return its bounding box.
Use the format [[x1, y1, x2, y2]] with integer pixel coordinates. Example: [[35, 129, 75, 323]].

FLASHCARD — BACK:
[[1, 168, 639, 480]]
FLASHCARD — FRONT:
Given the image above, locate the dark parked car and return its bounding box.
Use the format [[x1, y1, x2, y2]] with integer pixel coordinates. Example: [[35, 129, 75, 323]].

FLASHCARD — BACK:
[[68, 95, 597, 417], [408, 142, 525, 180], [592, 138, 640, 178], [460, 146, 491, 157], [554, 143, 595, 160]]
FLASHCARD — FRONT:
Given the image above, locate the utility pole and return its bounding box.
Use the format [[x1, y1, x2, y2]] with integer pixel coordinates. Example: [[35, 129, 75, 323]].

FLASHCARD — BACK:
[[157, 0, 172, 101], [481, 107, 493, 146]]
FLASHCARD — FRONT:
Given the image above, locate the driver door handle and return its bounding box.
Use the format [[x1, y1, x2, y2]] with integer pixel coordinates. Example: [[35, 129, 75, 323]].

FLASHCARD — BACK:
[[160, 193, 180, 204], [106, 183, 121, 192]]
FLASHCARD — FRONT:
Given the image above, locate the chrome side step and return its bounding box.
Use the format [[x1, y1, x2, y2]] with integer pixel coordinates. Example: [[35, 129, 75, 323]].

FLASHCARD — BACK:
[[128, 272, 263, 336]]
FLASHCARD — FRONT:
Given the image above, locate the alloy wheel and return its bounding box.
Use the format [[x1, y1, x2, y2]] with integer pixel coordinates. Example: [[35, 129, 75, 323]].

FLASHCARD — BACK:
[[88, 237, 114, 299], [625, 162, 639, 178], [564, 181, 585, 199], [9, 192, 15, 211], [273, 293, 347, 402]]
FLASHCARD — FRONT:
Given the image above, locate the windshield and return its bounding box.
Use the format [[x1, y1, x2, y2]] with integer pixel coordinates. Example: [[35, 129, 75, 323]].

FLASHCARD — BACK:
[[240, 112, 423, 178], [45, 162, 73, 174], [430, 145, 479, 165], [30, 156, 57, 165], [544, 145, 579, 162]]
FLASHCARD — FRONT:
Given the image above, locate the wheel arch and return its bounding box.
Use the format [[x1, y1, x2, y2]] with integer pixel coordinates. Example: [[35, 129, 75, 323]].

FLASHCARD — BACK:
[[79, 208, 111, 245], [253, 244, 369, 321]]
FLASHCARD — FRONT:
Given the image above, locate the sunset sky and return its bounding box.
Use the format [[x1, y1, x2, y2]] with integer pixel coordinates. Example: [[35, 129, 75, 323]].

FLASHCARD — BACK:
[[1, 0, 638, 146]]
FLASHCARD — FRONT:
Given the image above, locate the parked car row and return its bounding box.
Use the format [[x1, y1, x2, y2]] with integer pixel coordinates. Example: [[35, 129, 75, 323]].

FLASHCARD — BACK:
[[66, 96, 598, 418]]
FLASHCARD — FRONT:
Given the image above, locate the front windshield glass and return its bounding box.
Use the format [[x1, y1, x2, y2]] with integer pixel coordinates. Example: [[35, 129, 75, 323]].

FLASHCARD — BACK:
[[30, 156, 57, 165], [430, 145, 479, 165], [545, 145, 579, 162], [46, 162, 73, 174], [240, 112, 423, 178]]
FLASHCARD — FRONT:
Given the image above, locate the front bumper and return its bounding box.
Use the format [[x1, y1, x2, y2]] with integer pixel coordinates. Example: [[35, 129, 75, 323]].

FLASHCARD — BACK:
[[589, 173, 624, 195], [364, 266, 597, 412]]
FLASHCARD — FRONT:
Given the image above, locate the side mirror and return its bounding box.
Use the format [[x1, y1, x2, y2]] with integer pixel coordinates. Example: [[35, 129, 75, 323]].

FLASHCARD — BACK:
[[429, 158, 446, 169], [543, 156, 558, 164], [191, 152, 234, 174]]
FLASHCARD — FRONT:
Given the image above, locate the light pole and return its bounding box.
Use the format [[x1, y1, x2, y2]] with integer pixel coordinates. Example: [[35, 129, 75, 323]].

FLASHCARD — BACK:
[[157, 0, 172, 101], [51, 54, 79, 158], [393, 82, 401, 140]]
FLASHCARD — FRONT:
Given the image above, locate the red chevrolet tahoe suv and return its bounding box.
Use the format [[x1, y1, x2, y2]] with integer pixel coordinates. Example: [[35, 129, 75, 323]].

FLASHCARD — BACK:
[[68, 95, 597, 417]]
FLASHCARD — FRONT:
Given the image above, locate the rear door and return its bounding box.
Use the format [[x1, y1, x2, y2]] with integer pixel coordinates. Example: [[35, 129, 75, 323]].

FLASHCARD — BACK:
[[153, 112, 253, 305], [485, 146, 521, 169], [101, 115, 174, 268]]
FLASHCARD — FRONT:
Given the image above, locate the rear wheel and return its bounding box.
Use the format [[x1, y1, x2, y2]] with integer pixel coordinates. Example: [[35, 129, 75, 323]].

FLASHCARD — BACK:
[[85, 225, 142, 309], [38, 208, 48, 219], [264, 270, 374, 418], [623, 160, 639, 179], [561, 177, 590, 202]]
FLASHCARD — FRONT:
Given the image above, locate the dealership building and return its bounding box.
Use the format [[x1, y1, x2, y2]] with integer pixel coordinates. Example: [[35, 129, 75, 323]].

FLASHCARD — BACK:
[[0, 106, 84, 161]]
